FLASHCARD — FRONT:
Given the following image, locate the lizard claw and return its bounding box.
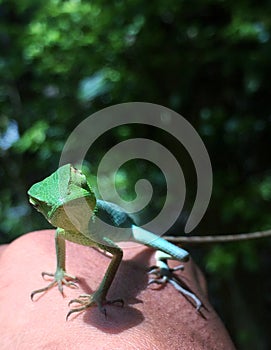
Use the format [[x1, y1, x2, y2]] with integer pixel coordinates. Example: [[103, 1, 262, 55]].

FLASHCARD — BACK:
[[67, 294, 100, 320], [31, 269, 78, 300], [66, 293, 124, 320]]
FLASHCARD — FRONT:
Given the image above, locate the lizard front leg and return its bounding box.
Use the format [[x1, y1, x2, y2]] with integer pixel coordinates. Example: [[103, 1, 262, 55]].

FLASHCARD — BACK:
[[67, 237, 123, 319], [31, 229, 77, 300]]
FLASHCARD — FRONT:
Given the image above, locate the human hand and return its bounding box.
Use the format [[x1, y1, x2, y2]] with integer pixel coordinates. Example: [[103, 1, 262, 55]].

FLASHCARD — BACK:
[[0, 230, 235, 349]]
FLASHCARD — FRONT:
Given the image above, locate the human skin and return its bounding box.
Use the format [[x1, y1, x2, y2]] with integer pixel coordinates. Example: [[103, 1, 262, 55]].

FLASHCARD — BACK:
[[0, 230, 236, 350]]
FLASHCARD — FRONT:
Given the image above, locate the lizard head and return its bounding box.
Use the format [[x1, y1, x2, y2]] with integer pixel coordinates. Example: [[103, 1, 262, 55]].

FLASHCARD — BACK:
[[28, 164, 96, 232]]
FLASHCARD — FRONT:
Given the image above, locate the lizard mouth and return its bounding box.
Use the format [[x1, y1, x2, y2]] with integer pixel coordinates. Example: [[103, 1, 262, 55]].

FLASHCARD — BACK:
[[29, 197, 39, 209], [29, 197, 35, 205]]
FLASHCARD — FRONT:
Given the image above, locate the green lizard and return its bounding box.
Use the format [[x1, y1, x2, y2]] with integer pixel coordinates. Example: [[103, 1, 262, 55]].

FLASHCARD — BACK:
[[28, 164, 193, 319], [28, 164, 271, 319]]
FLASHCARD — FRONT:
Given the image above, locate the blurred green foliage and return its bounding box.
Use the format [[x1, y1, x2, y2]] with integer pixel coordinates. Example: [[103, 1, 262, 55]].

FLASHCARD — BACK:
[[1, 0, 271, 348]]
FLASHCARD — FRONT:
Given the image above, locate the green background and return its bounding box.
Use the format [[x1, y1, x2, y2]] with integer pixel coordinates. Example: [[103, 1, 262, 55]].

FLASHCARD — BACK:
[[1, 1, 271, 348]]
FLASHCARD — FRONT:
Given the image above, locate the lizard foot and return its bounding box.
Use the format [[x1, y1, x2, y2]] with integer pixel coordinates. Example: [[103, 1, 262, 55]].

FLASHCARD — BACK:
[[148, 264, 202, 311], [67, 293, 124, 320], [31, 269, 77, 300], [148, 264, 184, 283]]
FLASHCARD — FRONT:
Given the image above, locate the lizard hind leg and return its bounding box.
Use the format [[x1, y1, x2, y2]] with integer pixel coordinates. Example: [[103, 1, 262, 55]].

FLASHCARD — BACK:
[[148, 250, 202, 311]]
